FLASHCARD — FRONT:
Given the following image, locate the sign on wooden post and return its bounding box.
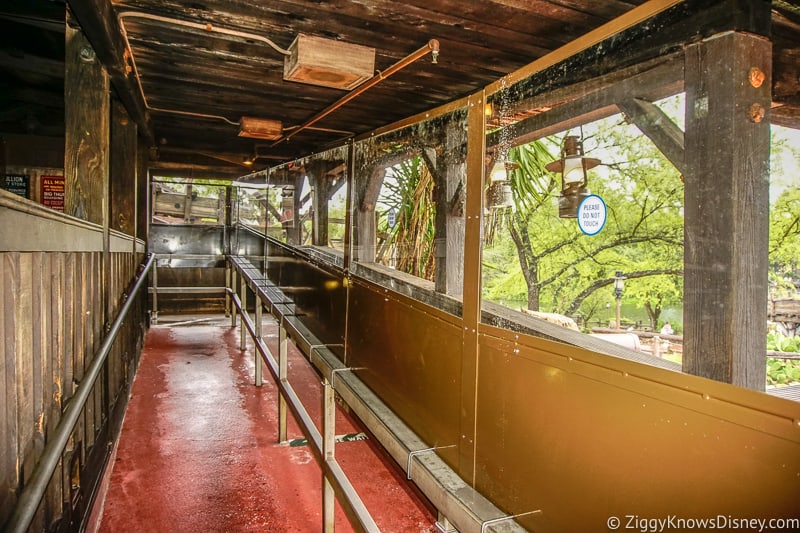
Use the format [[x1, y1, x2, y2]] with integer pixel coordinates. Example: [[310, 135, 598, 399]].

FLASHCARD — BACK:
[[3, 174, 30, 199], [41, 175, 65, 211]]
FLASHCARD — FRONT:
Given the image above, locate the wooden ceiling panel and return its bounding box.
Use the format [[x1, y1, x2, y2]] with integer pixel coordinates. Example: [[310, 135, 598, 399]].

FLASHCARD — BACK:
[[1, 0, 797, 174]]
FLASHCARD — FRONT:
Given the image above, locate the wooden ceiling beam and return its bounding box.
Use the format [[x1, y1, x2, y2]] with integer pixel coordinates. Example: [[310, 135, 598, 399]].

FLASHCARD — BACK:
[[0, 50, 63, 79], [67, 0, 155, 146], [148, 161, 245, 179], [487, 54, 684, 150], [617, 97, 686, 176]]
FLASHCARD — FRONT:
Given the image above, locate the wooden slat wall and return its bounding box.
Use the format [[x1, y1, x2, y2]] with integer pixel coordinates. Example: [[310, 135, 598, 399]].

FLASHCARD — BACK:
[[0, 250, 145, 529]]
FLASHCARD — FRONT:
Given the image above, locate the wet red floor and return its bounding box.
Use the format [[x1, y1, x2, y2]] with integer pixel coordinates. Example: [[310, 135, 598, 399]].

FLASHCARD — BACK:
[[93, 317, 436, 532]]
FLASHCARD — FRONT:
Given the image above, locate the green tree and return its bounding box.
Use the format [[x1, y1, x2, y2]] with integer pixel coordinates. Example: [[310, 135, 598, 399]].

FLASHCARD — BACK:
[[769, 187, 800, 288], [484, 112, 685, 326]]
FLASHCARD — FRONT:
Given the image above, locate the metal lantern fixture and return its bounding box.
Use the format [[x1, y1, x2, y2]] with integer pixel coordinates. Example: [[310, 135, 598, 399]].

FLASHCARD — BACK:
[[613, 270, 625, 299], [486, 159, 517, 209], [613, 270, 625, 330], [545, 135, 601, 218]]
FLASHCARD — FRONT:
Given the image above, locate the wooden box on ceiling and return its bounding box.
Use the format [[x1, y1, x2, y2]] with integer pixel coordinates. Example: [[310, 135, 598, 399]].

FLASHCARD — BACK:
[[283, 34, 375, 90]]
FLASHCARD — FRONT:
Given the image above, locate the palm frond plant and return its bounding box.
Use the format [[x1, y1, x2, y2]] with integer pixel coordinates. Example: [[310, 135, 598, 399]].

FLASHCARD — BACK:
[[376, 156, 436, 281]]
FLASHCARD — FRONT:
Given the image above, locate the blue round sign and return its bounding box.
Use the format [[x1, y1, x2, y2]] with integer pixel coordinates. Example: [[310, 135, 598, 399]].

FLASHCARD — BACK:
[[577, 194, 607, 236]]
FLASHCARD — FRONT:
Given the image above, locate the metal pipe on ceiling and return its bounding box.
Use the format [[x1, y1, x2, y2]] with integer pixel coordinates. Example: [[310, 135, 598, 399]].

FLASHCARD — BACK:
[[117, 11, 292, 56], [273, 38, 441, 147], [115, 11, 292, 135], [148, 107, 355, 136], [150, 106, 241, 126]]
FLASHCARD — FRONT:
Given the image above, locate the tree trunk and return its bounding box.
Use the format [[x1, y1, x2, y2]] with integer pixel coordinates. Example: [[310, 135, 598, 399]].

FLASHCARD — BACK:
[[644, 301, 661, 330], [509, 213, 541, 311], [525, 263, 539, 311]]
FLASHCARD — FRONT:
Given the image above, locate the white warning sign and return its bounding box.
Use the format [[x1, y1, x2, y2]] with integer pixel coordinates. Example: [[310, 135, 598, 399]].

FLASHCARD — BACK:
[[577, 194, 606, 236]]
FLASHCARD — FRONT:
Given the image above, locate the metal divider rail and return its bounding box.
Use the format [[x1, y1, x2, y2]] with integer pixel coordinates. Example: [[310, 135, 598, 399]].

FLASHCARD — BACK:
[[227, 256, 379, 533], [228, 255, 528, 533]]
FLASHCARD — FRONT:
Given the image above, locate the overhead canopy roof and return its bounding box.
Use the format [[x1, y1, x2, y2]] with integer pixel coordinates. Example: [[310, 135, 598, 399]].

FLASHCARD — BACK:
[[1, 0, 799, 177]]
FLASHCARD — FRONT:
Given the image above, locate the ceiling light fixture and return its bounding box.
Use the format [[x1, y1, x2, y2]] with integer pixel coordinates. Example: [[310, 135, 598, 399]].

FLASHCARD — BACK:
[[238, 117, 283, 141]]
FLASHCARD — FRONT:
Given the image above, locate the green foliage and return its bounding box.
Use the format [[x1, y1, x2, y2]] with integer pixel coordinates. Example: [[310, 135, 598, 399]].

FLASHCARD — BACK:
[[376, 157, 436, 280], [507, 141, 558, 215], [769, 187, 800, 281], [767, 330, 800, 352], [765, 331, 800, 386], [767, 358, 800, 386]]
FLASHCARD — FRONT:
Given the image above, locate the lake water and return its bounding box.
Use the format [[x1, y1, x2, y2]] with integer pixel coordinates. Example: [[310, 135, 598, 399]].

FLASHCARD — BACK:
[[489, 300, 683, 331]]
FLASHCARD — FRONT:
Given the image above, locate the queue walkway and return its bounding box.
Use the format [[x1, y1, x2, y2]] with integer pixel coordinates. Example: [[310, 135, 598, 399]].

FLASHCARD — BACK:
[[89, 315, 437, 532]]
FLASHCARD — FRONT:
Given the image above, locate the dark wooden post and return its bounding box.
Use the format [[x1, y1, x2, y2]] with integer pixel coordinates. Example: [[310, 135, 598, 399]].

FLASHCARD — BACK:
[[285, 175, 305, 245], [683, 31, 771, 390], [183, 183, 194, 223], [424, 119, 466, 296], [308, 161, 332, 247], [352, 165, 384, 263], [136, 140, 149, 244], [224, 185, 233, 254], [64, 25, 109, 225], [110, 99, 137, 235]]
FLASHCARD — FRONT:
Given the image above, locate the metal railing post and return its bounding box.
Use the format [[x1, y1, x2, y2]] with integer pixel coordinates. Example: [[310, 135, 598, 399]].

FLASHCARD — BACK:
[[323, 377, 336, 532], [255, 298, 263, 386], [151, 255, 158, 324], [278, 321, 288, 443], [225, 262, 231, 317], [230, 268, 238, 327], [240, 275, 247, 350]]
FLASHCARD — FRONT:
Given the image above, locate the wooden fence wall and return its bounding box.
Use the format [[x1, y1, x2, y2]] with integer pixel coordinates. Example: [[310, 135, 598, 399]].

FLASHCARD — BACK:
[[0, 249, 146, 530]]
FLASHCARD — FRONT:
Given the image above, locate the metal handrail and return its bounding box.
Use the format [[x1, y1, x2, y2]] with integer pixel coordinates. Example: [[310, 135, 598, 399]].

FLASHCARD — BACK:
[[4, 253, 156, 533], [226, 286, 379, 532]]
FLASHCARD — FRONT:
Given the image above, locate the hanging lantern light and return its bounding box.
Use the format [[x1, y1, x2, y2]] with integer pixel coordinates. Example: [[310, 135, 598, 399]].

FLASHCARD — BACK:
[[486, 159, 517, 210], [545, 135, 601, 218]]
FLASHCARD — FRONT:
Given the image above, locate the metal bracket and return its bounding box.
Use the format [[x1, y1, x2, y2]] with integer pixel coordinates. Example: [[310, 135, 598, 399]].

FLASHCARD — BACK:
[[434, 519, 457, 533], [480, 510, 541, 533], [407, 447, 436, 480], [307, 344, 349, 386], [406, 445, 456, 480], [329, 365, 365, 390]]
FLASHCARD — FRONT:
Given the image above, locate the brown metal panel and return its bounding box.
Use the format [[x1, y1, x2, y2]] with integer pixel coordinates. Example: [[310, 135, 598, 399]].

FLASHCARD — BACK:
[[107, 254, 119, 409], [108, 254, 117, 405], [63, 253, 76, 405], [474, 326, 800, 532], [264, 239, 347, 355], [84, 253, 97, 452], [346, 278, 462, 470]]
